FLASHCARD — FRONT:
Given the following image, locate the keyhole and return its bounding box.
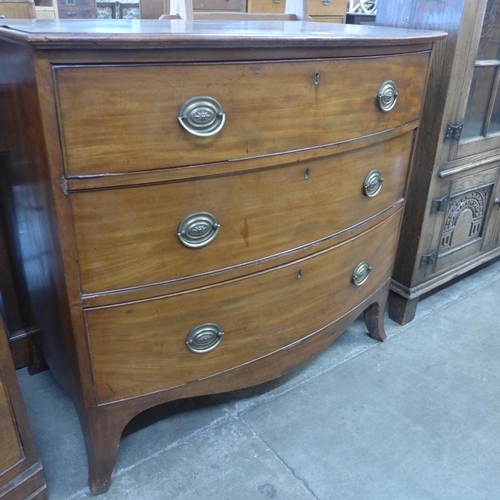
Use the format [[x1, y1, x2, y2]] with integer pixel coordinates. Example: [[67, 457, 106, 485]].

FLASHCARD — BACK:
[[314, 72, 320, 85], [297, 270, 303, 279], [305, 168, 310, 180]]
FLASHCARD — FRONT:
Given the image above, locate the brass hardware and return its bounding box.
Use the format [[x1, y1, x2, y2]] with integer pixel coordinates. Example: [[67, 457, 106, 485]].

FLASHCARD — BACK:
[[314, 72, 320, 85], [352, 261, 372, 286], [186, 323, 224, 353], [495, 198, 500, 211], [274, 0, 281, 3], [178, 96, 225, 137], [177, 212, 220, 248], [298, 270, 302, 279], [363, 169, 384, 197], [305, 168, 310, 180], [322, 0, 330, 4], [377, 81, 399, 112]]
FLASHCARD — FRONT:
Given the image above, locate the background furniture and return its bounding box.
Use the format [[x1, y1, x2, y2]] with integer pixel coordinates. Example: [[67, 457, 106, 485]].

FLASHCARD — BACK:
[[0, 0, 35, 17], [34, 0, 58, 18], [167, 0, 307, 19], [248, 0, 345, 23], [98, 1, 139, 18], [0, 316, 46, 499], [0, 19, 443, 494], [0, 137, 41, 371], [57, 0, 95, 18], [346, 12, 375, 25], [141, 0, 246, 19], [377, 0, 500, 324], [0, 221, 32, 369]]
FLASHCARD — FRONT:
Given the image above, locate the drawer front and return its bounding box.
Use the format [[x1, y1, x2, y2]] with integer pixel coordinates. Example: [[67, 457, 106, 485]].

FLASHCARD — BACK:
[[0, 375, 23, 473], [308, 0, 345, 16], [73, 133, 413, 294], [193, 0, 246, 11], [248, 0, 285, 13], [86, 210, 401, 404], [55, 52, 429, 176], [249, 0, 345, 16], [310, 15, 344, 23]]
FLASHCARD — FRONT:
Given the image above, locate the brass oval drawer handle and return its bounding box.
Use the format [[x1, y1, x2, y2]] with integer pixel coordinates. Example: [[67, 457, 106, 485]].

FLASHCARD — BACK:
[[186, 323, 224, 353], [178, 96, 225, 137], [177, 212, 220, 249], [352, 261, 372, 286], [377, 81, 399, 112], [322, 0, 330, 4], [363, 169, 384, 198]]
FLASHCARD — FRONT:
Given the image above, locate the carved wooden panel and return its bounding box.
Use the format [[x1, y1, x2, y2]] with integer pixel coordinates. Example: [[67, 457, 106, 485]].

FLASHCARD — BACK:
[[433, 166, 500, 275], [439, 185, 492, 256]]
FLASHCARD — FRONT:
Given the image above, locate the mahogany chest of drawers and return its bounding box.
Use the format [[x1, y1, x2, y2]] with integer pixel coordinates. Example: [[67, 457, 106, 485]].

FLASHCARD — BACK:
[[0, 19, 444, 494]]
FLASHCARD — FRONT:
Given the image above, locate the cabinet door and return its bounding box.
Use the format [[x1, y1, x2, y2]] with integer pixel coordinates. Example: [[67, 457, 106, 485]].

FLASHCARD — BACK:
[[451, 0, 500, 160], [423, 166, 500, 278]]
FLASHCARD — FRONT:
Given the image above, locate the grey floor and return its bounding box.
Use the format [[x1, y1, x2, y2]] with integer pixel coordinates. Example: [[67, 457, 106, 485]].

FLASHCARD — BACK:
[[17, 258, 500, 500]]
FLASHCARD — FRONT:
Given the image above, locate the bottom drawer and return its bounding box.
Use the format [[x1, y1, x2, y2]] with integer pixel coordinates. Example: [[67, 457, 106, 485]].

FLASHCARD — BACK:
[[86, 210, 402, 404]]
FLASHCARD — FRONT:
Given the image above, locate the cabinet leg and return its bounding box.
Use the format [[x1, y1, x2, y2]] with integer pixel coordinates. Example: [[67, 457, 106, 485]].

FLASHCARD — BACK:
[[83, 412, 125, 495], [27, 335, 48, 375], [388, 291, 419, 326], [363, 299, 387, 342]]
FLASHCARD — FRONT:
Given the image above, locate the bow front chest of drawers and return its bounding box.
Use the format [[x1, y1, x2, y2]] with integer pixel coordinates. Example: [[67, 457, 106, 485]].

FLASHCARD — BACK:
[[0, 20, 444, 494]]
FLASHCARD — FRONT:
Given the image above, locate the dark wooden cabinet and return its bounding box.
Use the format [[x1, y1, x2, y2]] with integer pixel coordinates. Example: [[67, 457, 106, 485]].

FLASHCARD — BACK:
[[0, 317, 46, 499], [377, 0, 500, 324]]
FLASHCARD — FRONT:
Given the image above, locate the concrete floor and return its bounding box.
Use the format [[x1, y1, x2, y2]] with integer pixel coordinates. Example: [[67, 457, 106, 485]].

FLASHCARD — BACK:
[[17, 257, 500, 500]]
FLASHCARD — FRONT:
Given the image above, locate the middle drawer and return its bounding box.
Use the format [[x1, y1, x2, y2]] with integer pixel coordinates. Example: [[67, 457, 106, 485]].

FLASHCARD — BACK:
[[72, 132, 412, 295]]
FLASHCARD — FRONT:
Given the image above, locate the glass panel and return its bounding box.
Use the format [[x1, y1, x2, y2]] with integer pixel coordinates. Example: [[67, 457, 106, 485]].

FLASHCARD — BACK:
[[478, 0, 500, 60], [487, 73, 500, 134], [461, 66, 495, 141]]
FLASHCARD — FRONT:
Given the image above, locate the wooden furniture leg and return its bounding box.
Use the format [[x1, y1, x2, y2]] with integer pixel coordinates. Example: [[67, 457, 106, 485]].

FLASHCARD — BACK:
[[388, 291, 419, 325], [364, 297, 387, 342], [84, 410, 126, 495]]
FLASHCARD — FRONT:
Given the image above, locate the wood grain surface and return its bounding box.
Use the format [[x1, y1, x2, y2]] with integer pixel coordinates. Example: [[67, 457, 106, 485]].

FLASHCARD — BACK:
[[0, 20, 440, 494], [86, 210, 401, 404], [55, 53, 429, 176], [72, 132, 412, 294]]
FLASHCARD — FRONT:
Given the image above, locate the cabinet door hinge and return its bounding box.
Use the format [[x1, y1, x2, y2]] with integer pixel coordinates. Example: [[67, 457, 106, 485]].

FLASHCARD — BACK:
[[445, 123, 463, 142], [420, 250, 437, 268], [430, 195, 448, 214]]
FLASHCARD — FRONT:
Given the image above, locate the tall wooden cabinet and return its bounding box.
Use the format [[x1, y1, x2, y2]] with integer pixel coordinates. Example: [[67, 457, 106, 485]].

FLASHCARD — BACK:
[[377, 0, 500, 324]]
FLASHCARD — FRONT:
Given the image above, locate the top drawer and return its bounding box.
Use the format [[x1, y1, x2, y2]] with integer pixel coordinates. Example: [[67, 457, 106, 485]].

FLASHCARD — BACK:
[[54, 52, 429, 177]]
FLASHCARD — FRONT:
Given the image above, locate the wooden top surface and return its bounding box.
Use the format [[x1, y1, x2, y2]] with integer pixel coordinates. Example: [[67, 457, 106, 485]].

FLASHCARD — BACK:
[[0, 19, 446, 49]]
